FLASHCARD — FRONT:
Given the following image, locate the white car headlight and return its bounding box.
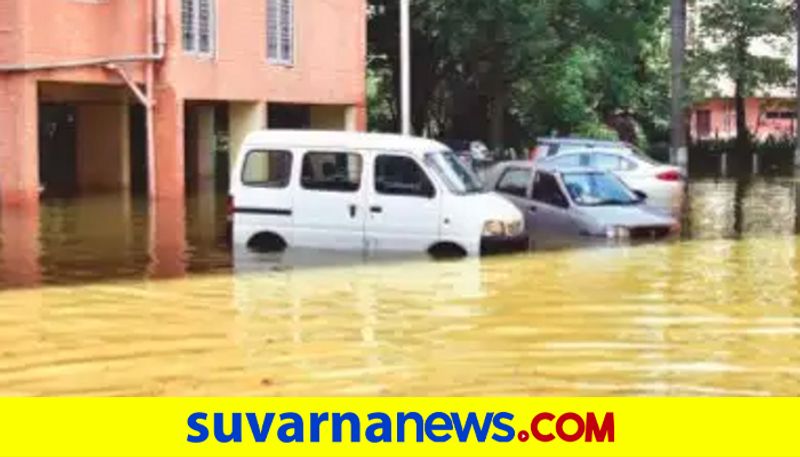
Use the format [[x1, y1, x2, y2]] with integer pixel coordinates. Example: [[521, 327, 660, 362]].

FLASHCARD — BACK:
[[482, 220, 506, 237], [605, 226, 631, 239], [506, 220, 524, 237]]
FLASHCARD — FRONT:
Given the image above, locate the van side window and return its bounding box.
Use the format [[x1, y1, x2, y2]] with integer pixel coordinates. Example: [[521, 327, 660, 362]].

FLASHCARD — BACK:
[[532, 172, 569, 208], [242, 150, 292, 188], [374, 155, 435, 198], [301, 151, 362, 192], [496, 167, 532, 198]]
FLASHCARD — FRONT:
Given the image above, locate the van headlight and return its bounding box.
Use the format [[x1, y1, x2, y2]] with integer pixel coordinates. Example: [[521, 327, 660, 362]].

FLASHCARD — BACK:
[[606, 226, 631, 239], [482, 220, 506, 237], [482, 220, 524, 237]]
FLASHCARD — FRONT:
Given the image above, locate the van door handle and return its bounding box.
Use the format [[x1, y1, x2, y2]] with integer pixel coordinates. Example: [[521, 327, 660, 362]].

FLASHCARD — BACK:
[[370, 206, 383, 214], [348, 204, 357, 218], [529, 205, 538, 213]]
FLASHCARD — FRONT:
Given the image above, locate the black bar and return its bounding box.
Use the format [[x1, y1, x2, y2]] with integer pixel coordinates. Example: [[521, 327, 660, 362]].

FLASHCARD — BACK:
[[234, 208, 292, 216]]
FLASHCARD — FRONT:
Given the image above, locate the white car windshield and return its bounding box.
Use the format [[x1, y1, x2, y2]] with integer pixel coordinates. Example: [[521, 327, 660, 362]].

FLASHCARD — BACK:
[[561, 172, 639, 206], [424, 151, 485, 195]]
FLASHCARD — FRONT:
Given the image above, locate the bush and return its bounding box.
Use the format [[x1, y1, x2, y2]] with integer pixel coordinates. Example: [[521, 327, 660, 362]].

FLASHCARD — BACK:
[[690, 136, 796, 156], [573, 122, 620, 141], [688, 137, 797, 176]]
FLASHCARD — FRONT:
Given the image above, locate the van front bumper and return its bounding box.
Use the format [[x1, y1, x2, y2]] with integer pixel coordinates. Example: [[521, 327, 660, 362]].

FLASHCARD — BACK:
[[480, 234, 530, 255]]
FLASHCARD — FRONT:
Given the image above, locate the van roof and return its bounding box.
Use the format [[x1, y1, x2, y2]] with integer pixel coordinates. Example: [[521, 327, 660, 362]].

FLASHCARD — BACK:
[[242, 130, 449, 155]]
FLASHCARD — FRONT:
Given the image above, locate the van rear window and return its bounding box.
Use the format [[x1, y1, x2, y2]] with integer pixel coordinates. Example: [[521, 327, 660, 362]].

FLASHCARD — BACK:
[[301, 152, 362, 192], [242, 150, 292, 188]]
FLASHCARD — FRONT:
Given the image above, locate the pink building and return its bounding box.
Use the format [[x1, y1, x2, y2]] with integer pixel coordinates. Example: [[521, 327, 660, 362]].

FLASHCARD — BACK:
[[690, 97, 797, 142], [0, 0, 367, 206]]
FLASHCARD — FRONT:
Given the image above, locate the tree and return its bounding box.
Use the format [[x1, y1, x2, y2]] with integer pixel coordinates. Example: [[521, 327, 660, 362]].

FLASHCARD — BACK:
[[670, 0, 688, 166], [694, 0, 794, 154], [367, 0, 672, 149]]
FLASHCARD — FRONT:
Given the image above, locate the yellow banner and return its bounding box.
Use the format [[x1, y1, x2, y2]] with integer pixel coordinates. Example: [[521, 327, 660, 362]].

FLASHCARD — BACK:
[[0, 398, 797, 457]]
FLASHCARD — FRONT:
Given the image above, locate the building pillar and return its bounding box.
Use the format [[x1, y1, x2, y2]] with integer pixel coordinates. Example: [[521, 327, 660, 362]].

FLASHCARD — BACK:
[[76, 102, 131, 192], [147, 197, 187, 279], [197, 105, 216, 180], [0, 75, 39, 207], [0, 205, 41, 288], [229, 101, 266, 170], [185, 104, 216, 187], [153, 86, 185, 200], [353, 102, 367, 132]]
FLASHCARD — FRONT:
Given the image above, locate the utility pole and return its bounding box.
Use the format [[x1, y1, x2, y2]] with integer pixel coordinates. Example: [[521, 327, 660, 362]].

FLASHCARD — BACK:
[[670, 0, 688, 170], [400, 0, 412, 136]]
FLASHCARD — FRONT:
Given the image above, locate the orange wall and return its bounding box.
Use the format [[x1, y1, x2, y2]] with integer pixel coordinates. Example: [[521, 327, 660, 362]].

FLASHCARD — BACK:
[[692, 98, 796, 141], [15, 0, 149, 84], [5, 0, 366, 105], [164, 0, 367, 104], [3, 0, 365, 105], [22, 0, 149, 61], [0, 0, 22, 65]]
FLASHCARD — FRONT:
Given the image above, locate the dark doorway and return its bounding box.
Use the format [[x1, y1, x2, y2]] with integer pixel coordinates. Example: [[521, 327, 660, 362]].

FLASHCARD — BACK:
[[129, 104, 148, 195], [38, 103, 78, 198], [696, 110, 712, 139], [268, 103, 311, 129], [214, 103, 230, 193]]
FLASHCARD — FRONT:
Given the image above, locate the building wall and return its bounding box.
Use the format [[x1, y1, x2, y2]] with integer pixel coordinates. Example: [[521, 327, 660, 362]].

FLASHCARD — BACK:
[[7, 0, 367, 102], [0, 0, 367, 205], [14, 0, 148, 84], [166, 0, 367, 106], [0, 0, 22, 65], [691, 97, 797, 141]]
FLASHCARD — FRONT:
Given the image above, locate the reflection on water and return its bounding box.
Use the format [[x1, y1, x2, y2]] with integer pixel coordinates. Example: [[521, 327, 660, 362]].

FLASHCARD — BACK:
[[0, 193, 232, 288], [0, 177, 799, 396], [685, 178, 800, 239]]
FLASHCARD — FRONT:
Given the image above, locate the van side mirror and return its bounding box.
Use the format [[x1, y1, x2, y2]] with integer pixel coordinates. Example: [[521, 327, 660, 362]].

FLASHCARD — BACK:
[[633, 190, 648, 202]]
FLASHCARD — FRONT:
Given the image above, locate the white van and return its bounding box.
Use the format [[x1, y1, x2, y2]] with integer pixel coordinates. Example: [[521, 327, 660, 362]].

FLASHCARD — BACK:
[[229, 130, 527, 257]]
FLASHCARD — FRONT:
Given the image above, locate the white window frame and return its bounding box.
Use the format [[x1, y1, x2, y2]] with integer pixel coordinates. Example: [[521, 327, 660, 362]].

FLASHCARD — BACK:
[[267, 0, 295, 65], [182, 0, 216, 57]]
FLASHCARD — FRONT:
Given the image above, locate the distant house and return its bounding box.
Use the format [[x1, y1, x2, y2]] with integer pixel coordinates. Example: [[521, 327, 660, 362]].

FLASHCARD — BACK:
[[0, 0, 367, 205], [687, 0, 797, 142]]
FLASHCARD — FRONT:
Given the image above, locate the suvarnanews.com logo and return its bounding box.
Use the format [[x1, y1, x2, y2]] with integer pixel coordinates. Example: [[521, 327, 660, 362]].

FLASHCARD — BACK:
[[186, 410, 615, 444]]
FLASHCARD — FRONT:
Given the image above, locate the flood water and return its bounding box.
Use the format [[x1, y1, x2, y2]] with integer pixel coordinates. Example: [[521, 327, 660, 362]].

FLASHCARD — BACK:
[[1, 177, 799, 396]]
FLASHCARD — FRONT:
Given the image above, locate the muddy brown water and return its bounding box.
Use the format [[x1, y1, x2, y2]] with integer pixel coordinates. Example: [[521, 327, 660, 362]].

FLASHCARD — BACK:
[[0, 178, 799, 396]]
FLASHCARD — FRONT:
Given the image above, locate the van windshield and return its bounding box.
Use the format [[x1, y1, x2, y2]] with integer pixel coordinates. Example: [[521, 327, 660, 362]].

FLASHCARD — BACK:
[[424, 151, 485, 195]]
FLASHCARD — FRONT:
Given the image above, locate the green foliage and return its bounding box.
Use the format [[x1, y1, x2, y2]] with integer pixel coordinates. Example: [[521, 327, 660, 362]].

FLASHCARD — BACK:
[[691, 136, 796, 156], [574, 121, 622, 141], [366, 66, 396, 133], [692, 0, 794, 98], [689, 0, 795, 152], [689, 136, 797, 175], [366, 0, 796, 151]]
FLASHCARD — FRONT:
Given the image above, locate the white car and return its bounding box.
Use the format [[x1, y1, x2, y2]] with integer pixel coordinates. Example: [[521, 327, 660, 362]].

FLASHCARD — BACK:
[[229, 130, 527, 257], [536, 149, 685, 213]]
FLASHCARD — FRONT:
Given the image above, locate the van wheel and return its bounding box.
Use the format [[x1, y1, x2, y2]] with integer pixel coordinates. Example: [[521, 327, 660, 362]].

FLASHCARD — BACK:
[[428, 242, 468, 260], [247, 232, 288, 253]]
